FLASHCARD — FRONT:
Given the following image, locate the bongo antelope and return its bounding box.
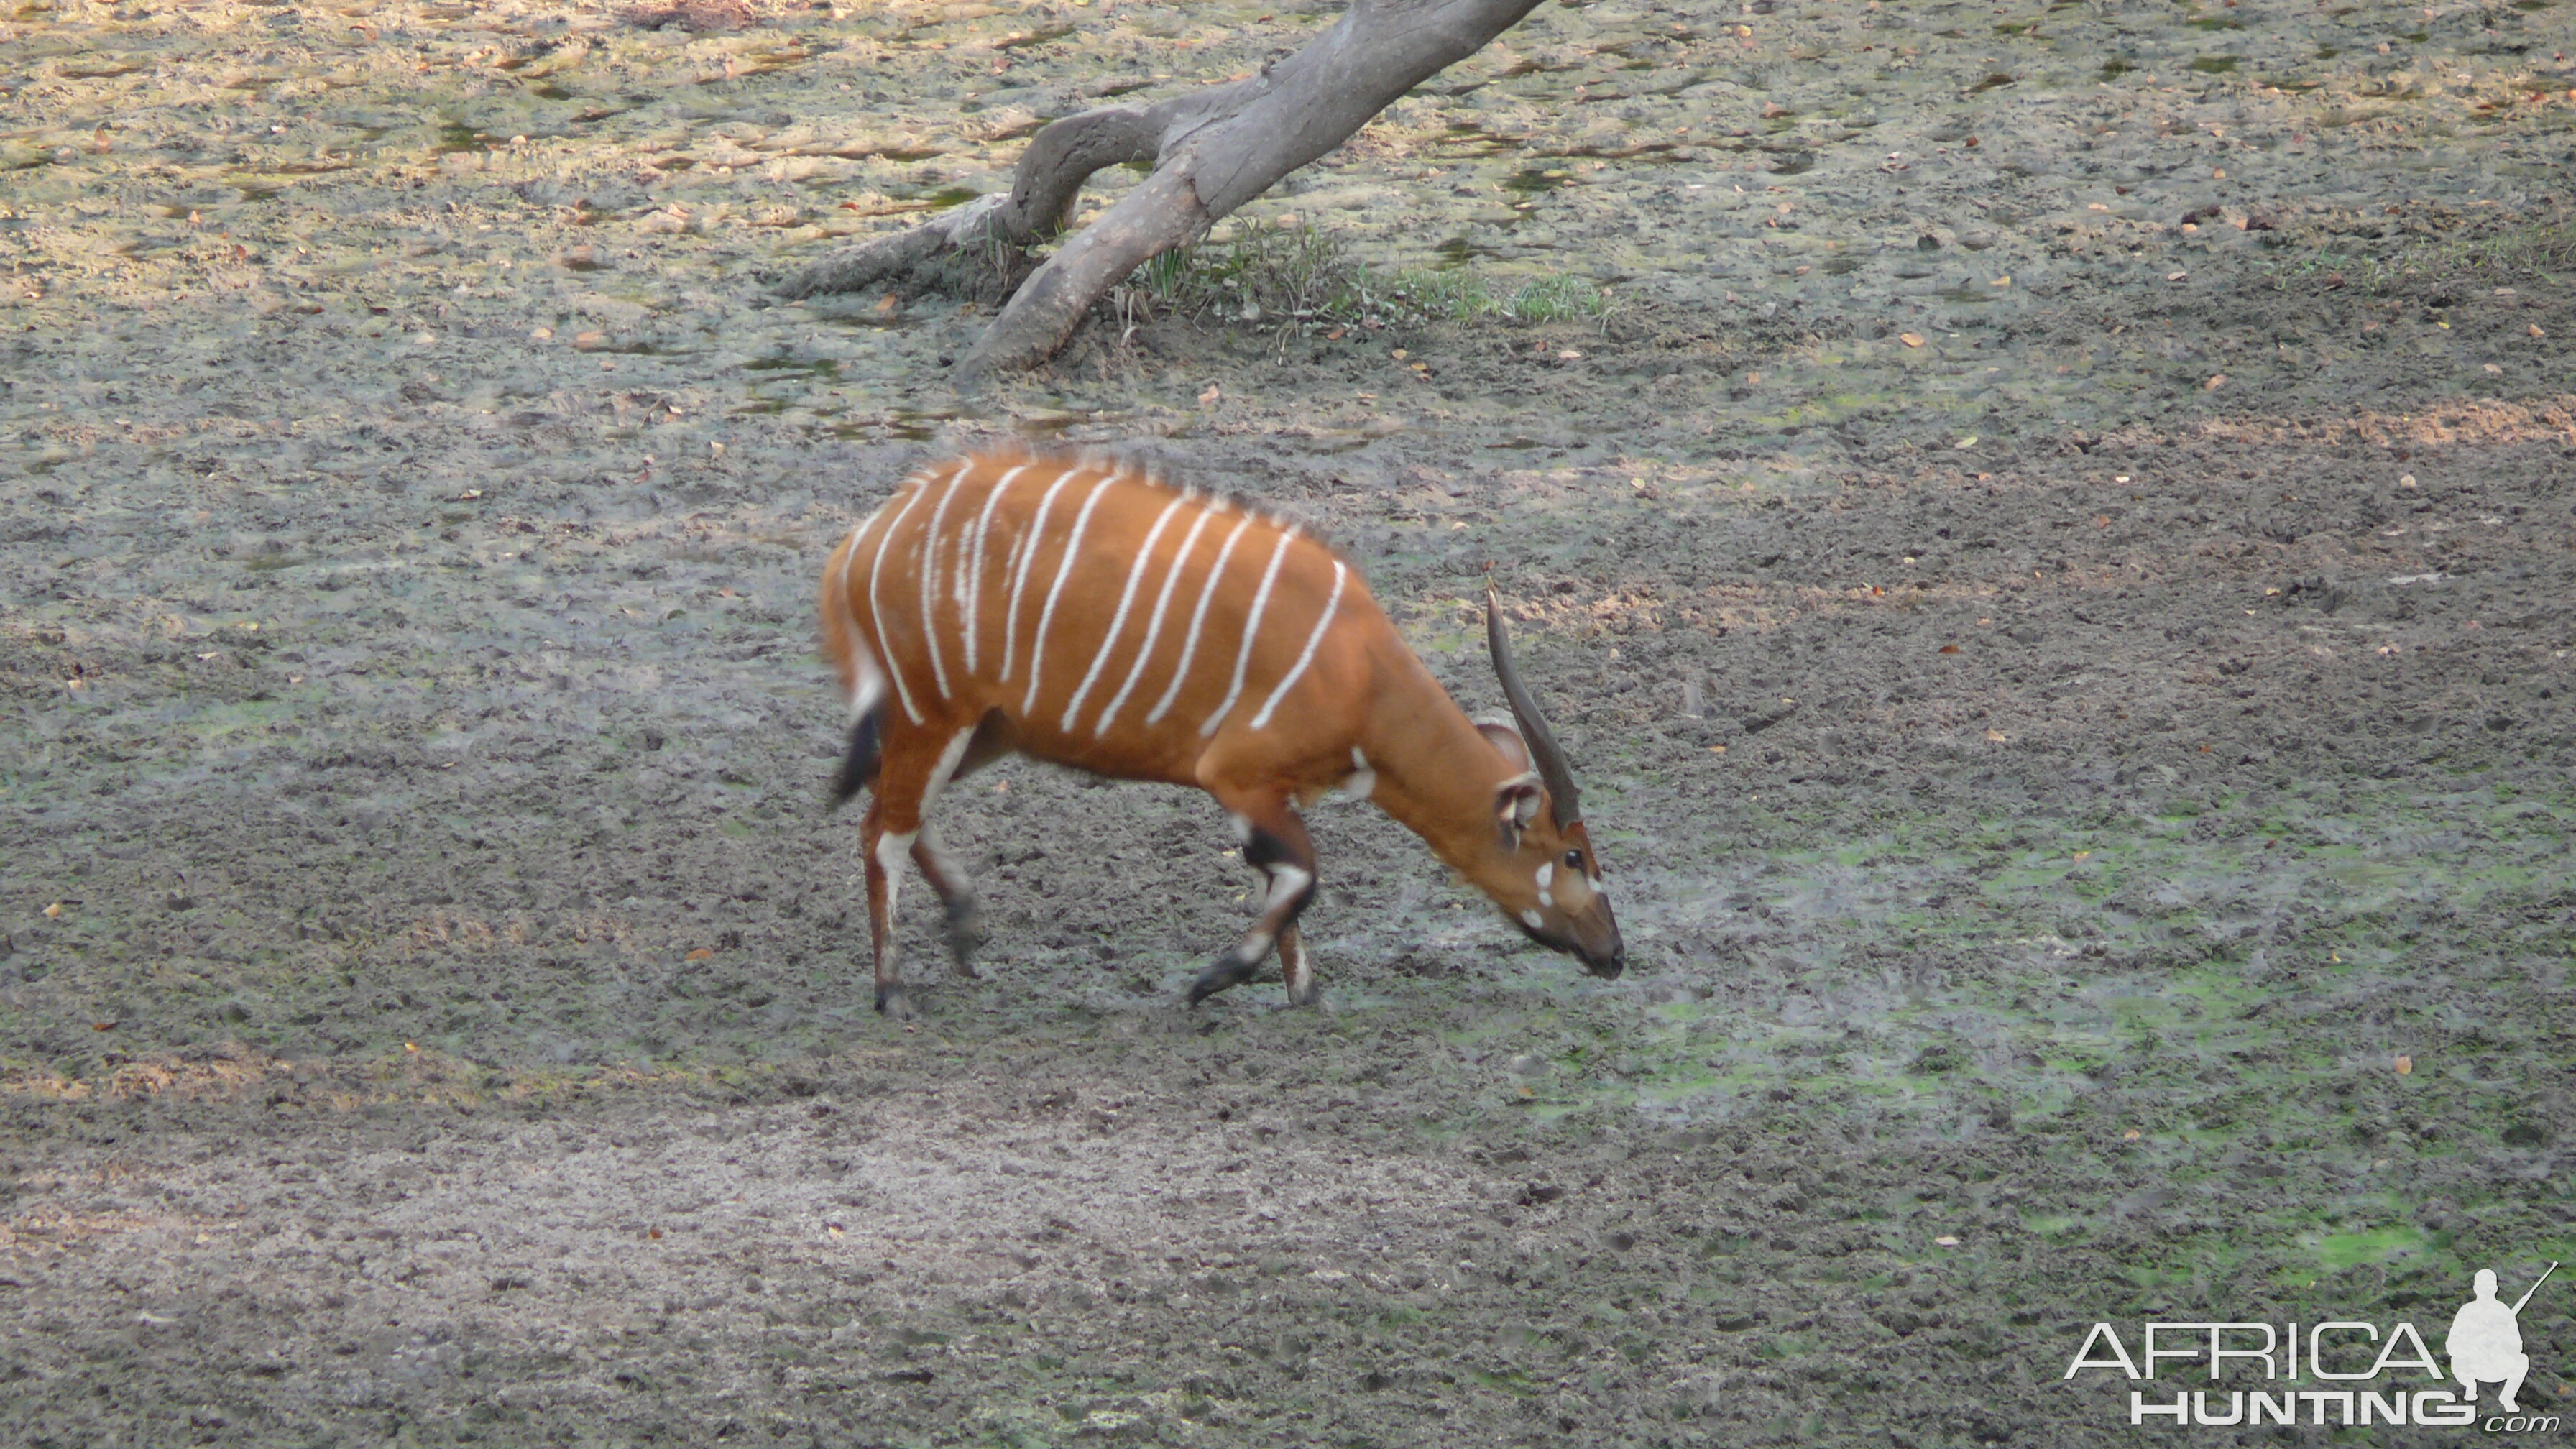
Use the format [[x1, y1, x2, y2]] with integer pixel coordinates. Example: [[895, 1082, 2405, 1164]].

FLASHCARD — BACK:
[[819, 449, 1622, 1016]]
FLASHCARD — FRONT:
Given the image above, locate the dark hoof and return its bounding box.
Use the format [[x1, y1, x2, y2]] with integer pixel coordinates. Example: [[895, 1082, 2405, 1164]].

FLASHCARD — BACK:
[[945, 908, 988, 977], [1285, 983, 1321, 1008], [1187, 954, 1258, 1006], [875, 983, 916, 1020]]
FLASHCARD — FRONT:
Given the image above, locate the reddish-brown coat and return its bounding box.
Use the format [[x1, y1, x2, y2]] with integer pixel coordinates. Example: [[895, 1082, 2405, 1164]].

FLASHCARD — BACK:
[[824, 451, 1384, 799], [820, 448, 1620, 1014]]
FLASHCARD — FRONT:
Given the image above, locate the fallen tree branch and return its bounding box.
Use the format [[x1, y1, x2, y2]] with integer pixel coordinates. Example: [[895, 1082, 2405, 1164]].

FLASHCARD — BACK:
[[776, 0, 1547, 385]]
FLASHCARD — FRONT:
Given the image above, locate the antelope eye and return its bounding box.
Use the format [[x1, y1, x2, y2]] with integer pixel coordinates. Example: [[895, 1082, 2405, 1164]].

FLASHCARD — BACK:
[[1563, 850, 1583, 871]]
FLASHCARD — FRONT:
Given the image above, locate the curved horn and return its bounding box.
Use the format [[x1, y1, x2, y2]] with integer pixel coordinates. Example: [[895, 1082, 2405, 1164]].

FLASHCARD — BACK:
[[1486, 587, 1583, 829]]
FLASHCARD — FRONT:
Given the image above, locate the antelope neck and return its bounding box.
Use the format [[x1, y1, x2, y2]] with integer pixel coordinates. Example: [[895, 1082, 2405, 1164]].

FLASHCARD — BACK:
[[1358, 652, 1520, 879]]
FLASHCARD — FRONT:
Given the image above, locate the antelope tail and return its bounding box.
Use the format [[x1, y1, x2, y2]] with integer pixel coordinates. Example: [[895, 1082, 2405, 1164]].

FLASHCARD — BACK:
[[828, 706, 883, 811], [822, 512, 895, 812]]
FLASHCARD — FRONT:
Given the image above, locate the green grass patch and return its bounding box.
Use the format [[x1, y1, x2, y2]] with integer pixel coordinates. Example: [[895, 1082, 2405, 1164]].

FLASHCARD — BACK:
[[2260, 209, 2576, 294], [1122, 223, 1611, 335], [2312, 1225, 2428, 1269]]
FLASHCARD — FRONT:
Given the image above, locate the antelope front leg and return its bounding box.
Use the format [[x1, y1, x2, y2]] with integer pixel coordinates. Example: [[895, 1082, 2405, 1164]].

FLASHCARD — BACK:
[[1189, 800, 1317, 1006], [1277, 922, 1317, 1008]]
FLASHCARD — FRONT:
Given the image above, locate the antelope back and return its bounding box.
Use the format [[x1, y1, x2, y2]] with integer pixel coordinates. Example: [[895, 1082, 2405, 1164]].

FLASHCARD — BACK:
[[822, 451, 1384, 778]]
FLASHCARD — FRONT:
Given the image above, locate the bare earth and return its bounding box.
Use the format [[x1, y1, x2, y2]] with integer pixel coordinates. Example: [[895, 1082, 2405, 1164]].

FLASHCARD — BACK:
[[4, 0, 2575, 1444]]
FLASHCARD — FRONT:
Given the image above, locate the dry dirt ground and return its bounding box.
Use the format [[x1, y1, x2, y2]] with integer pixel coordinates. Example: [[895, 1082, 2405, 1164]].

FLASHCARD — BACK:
[[6, 0, 2576, 1445]]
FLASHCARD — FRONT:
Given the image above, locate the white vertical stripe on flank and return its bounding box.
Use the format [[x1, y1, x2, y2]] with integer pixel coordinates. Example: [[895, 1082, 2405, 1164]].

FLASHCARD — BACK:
[[999, 466, 1085, 684], [863, 474, 936, 724], [1000, 529, 1029, 594], [1022, 471, 1124, 714], [831, 520, 883, 721], [1248, 558, 1346, 731], [1092, 501, 1219, 735], [828, 518, 867, 654], [957, 463, 1031, 675], [1143, 512, 1256, 727], [1200, 528, 1297, 737], [914, 459, 975, 702], [1059, 493, 1189, 731]]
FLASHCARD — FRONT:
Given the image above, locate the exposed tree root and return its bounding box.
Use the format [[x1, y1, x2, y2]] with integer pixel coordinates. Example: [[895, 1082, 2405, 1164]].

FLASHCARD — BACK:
[[776, 0, 1546, 387]]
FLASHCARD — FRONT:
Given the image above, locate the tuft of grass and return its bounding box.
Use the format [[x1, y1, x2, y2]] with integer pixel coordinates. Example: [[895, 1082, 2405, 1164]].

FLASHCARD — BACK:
[[1117, 223, 1609, 336], [2260, 212, 2576, 293], [1499, 273, 1610, 323]]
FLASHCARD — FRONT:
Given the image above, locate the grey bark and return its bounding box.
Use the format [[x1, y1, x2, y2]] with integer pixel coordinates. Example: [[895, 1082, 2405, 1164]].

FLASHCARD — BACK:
[[776, 0, 1546, 385]]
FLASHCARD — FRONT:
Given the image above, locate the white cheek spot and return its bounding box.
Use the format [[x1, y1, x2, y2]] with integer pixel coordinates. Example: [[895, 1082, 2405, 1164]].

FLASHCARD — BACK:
[[1519, 908, 1545, 930], [1351, 746, 1368, 770], [1534, 861, 1553, 891], [1588, 880, 1610, 900], [1537, 888, 1553, 908], [1229, 813, 1253, 845]]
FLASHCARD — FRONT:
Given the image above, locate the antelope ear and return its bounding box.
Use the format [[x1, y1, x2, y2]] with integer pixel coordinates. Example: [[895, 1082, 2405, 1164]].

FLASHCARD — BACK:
[[1494, 772, 1542, 849], [1476, 720, 1533, 772]]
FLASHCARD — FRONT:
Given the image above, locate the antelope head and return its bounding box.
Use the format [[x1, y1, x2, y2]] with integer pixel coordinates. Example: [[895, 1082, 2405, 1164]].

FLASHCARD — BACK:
[[1475, 591, 1624, 979]]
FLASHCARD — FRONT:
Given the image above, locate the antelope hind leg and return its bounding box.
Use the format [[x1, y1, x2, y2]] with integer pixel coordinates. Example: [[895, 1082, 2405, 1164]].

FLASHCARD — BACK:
[[862, 721, 980, 1017], [909, 825, 988, 978], [860, 801, 914, 1020]]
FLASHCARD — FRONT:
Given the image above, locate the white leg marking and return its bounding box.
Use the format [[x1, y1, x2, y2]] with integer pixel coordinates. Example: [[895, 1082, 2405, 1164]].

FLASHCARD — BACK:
[[1142, 512, 1256, 727], [1021, 472, 1123, 714], [1262, 863, 1312, 916], [1000, 466, 1085, 684], [1093, 503, 1218, 736], [914, 460, 975, 703], [1236, 862, 1313, 962], [1059, 494, 1189, 731], [1200, 528, 1297, 737], [1246, 558, 1346, 731], [960, 464, 1032, 675], [877, 829, 917, 922], [1280, 928, 1312, 1000], [920, 727, 975, 814], [863, 478, 935, 724]]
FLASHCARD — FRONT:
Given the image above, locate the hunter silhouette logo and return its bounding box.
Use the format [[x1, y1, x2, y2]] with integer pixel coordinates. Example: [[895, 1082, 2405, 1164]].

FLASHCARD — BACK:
[[2065, 1261, 2562, 1430], [2450, 1262, 2555, 1413]]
